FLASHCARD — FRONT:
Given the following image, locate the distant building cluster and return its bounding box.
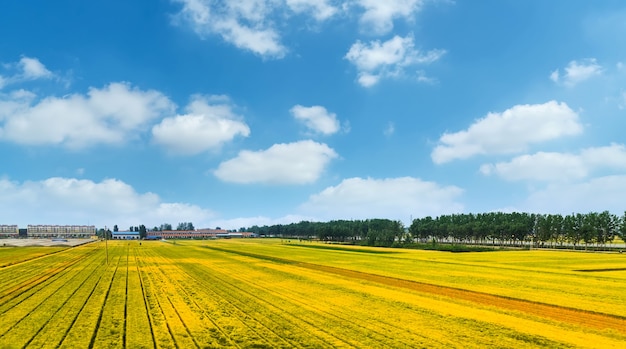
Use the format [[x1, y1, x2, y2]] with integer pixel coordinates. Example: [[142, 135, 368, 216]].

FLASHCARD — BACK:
[[0, 225, 19, 238], [0, 225, 96, 238], [1, 225, 257, 240], [145, 229, 257, 240]]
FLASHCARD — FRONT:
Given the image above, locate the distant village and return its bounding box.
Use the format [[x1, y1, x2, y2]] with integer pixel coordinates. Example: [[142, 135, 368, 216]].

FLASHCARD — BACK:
[[0, 224, 257, 240]]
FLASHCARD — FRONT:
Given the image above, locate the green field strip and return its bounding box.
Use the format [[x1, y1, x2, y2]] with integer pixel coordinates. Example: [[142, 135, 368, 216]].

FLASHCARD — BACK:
[[137, 251, 198, 349], [240, 259, 577, 349], [2, 240, 626, 349], [0, 246, 67, 268], [201, 260, 416, 348], [166, 251, 360, 348], [92, 246, 129, 349], [148, 245, 338, 348], [0, 245, 100, 307], [191, 249, 455, 349], [7, 252, 107, 348], [134, 253, 178, 349], [205, 253, 450, 348], [202, 244, 626, 334], [47, 258, 110, 348], [208, 243, 626, 316], [55, 249, 122, 348], [137, 246, 258, 348], [127, 247, 157, 349], [151, 246, 298, 348], [0, 248, 103, 340], [180, 243, 566, 348]]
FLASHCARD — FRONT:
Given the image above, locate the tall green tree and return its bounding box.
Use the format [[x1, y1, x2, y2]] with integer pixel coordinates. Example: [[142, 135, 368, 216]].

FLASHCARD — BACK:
[[139, 225, 147, 239]]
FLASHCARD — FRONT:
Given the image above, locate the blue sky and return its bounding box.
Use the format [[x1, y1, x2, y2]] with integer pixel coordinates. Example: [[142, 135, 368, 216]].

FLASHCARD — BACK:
[[1, 0, 625, 230]]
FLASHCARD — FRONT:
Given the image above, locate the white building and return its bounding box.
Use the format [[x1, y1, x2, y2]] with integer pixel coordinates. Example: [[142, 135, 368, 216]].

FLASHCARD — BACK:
[[27, 225, 96, 238], [111, 231, 140, 240], [0, 225, 19, 238]]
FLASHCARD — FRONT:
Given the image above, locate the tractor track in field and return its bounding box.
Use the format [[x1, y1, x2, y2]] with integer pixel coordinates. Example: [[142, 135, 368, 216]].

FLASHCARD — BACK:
[[88, 254, 123, 349], [132, 248, 157, 349], [204, 246, 626, 335], [136, 252, 195, 349]]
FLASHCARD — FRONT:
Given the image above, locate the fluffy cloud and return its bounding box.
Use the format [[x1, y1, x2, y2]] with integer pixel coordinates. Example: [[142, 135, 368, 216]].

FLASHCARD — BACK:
[[0, 56, 54, 89], [172, 1, 438, 58], [550, 58, 603, 87], [19, 57, 53, 80], [481, 144, 626, 182], [172, 0, 288, 58], [214, 140, 338, 184], [345, 34, 445, 87], [152, 95, 250, 155], [290, 104, 340, 135], [0, 82, 175, 148], [300, 177, 463, 223], [353, 0, 424, 35], [286, 0, 338, 21], [431, 101, 583, 164], [0, 177, 215, 228]]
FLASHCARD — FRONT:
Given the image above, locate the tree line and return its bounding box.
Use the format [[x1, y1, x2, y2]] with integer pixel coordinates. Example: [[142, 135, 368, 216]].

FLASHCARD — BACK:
[[97, 222, 196, 239], [243, 211, 626, 249]]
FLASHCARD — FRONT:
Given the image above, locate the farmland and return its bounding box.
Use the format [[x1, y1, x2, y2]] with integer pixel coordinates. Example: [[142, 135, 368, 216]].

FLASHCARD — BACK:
[[1, 239, 626, 348]]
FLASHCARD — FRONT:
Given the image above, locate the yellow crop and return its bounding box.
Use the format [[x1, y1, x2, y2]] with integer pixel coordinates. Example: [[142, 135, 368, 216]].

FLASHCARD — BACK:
[[0, 239, 625, 348]]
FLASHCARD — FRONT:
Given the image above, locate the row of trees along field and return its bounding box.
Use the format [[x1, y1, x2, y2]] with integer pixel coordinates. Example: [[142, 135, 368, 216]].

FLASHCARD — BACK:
[[243, 211, 626, 249]]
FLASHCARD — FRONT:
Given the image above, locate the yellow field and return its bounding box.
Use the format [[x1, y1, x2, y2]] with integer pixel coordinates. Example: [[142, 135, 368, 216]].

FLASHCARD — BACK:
[[1, 239, 625, 348]]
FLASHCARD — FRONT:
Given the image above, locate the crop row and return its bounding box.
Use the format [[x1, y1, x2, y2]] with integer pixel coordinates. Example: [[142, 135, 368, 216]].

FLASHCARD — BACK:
[[2, 240, 626, 348]]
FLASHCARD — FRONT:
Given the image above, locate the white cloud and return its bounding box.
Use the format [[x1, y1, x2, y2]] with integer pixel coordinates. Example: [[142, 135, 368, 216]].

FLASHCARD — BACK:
[[480, 144, 626, 182], [152, 95, 250, 155], [521, 175, 626, 215], [0, 56, 54, 89], [353, 0, 424, 35], [214, 140, 338, 184], [300, 176, 464, 223], [172, 0, 287, 58], [0, 177, 215, 228], [286, 0, 338, 21], [345, 34, 445, 87], [171, 1, 442, 58], [19, 57, 53, 80], [480, 152, 586, 182], [431, 101, 583, 164], [0, 82, 175, 149], [550, 58, 603, 87], [290, 104, 340, 135]]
